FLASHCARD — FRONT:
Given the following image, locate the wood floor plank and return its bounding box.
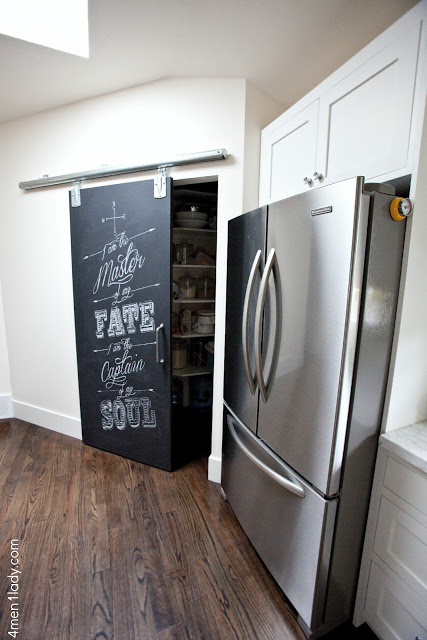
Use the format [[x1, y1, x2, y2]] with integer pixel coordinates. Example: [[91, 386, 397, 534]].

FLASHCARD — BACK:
[[91, 569, 114, 640], [0, 420, 27, 472]]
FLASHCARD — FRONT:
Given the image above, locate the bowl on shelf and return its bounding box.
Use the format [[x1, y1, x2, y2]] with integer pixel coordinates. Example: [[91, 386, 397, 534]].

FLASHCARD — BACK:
[[175, 219, 207, 229], [175, 211, 208, 221], [196, 310, 215, 325], [193, 322, 215, 334]]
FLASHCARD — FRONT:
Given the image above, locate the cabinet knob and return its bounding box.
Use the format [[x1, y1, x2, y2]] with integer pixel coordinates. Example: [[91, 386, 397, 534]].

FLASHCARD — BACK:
[[303, 176, 313, 186], [313, 172, 324, 181]]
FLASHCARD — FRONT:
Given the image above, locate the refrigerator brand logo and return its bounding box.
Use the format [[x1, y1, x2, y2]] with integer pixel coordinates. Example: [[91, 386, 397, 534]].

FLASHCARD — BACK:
[[311, 206, 333, 216]]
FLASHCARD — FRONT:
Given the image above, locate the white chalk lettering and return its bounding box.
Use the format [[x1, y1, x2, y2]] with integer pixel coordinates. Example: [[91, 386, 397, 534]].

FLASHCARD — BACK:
[[101, 349, 145, 390], [100, 400, 113, 430], [141, 397, 156, 428], [107, 306, 126, 338], [122, 303, 139, 334], [99, 397, 156, 430], [93, 242, 145, 295], [125, 398, 141, 428], [94, 301, 155, 339], [94, 309, 108, 339], [139, 301, 155, 333], [113, 399, 126, 430]]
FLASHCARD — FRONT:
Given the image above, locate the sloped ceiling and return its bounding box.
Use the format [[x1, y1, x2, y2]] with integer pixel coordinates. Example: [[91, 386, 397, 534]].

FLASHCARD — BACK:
[[0, 0, 418, 124]]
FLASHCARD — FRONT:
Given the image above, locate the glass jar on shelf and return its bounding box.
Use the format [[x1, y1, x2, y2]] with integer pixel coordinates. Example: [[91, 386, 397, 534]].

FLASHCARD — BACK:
[[172, 339, 188, 369], [179, 275, 197, 299], [174, 241, 194, 265], [190, 338, 207, 367], [196, 275, 215, 299]]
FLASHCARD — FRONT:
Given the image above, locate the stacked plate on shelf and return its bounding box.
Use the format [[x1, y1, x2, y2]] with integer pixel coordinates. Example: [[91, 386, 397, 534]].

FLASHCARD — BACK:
[[175, 210, 208, 229]]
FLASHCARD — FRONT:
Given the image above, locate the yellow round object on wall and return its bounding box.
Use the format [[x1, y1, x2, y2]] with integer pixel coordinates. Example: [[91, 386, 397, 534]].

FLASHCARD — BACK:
[[390, 197, 412, 221]]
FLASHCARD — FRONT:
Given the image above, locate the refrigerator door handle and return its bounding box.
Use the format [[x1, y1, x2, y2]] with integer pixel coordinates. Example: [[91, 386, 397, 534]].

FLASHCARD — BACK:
[[254, 248, 282, 403], [227, 415, 305, 498], [242, 249, 263, 394]]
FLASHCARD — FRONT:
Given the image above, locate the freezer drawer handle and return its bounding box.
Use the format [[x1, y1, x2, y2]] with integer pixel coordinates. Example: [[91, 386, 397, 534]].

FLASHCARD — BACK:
[[254, 248, 282, 403], [227, 416, 305, 498], [242, 249, 263, 395]]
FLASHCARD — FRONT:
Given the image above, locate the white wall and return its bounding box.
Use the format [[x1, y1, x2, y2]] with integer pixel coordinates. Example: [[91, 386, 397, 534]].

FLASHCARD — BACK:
[[385, 102, 427, 431], [242, 83, 284, 214], [0, 279, 12, 418], [0, 78, 247, 450]]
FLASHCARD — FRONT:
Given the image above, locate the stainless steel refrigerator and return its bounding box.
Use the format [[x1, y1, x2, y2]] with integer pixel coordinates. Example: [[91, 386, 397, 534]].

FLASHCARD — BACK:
[[221, 177, 408, 638]]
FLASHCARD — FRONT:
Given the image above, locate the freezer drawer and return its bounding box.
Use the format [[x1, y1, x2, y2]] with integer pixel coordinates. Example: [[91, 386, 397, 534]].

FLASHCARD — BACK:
[[222, 406, 338, 631]]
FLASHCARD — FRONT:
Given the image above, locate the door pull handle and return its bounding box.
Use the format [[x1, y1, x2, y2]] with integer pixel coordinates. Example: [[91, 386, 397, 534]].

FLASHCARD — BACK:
[[242, 250, 263, 394], [156, 323, 165, 364], [227, 416, 304, 498], [254, 248, 282, 403]]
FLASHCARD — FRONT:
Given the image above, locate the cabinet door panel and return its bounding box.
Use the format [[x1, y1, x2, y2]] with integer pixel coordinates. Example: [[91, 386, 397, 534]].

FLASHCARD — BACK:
[[373, 496, 427, 599], [317, 26, 420, 184], [260, 101, 318, 204], [70, 178, 173, 470], [365, 561, 427, 640]]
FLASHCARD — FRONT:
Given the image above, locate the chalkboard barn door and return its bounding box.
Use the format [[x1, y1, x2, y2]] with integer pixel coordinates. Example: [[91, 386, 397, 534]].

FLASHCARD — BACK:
[[70, 178, 173, 470]]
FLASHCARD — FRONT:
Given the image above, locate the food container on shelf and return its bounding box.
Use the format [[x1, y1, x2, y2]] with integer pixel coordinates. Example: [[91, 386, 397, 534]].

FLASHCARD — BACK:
[[172, 377, 183, 407], [172, 312, 179, 334], [179, 275, 197, 299], [196, 276, 215, 299], [174, 241, 193, 265], [172, 340, 188, 369], [178, 308, 192, 334], [175, 210, 208, 221], [172, 280, 180, 299], [190, 376, 213, 411], [190, 339, 207, 367], [193, 309, 215, 334], [175, 208, 209, 229], [204, 341, 214, 372], [193, 322, 214, 335], [195, 310, 215, 325]]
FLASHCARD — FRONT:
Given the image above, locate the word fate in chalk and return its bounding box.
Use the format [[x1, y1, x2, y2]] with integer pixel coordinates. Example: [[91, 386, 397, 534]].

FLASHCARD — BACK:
[[100, 397, 156, 430], [94, 301, 154, 338]]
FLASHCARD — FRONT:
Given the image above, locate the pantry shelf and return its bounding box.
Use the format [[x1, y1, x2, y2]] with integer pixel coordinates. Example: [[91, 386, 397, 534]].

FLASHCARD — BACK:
[[172, 299, 215, 304], [173, 264, 216, 269], [173, 227, 216, 234], [173, 366, 212, 377], [173, 331, 215, 339]]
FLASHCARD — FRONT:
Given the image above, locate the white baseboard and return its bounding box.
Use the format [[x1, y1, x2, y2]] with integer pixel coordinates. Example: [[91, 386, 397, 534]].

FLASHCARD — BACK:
[[13, 400, 82, 440], [0, 394, 13, 419], [208, 453, 222, 483]]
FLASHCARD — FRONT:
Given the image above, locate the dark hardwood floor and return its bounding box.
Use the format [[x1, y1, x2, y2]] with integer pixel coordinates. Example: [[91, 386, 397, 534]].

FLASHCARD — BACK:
[[0, 419, 377, 640]]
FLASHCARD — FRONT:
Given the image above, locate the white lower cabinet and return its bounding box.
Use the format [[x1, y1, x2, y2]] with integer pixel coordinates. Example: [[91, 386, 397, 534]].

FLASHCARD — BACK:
[[354, 423, 427, 640], [365, 562, 426, 640]]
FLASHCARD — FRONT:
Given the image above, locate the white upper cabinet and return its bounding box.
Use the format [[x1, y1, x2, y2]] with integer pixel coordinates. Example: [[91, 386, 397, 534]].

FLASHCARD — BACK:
[[259, 2, 427, 205], [316, 29, 420, 186], [260, 101, 319, 203]]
